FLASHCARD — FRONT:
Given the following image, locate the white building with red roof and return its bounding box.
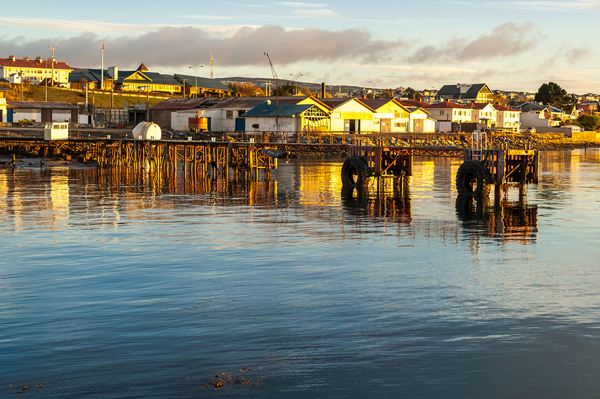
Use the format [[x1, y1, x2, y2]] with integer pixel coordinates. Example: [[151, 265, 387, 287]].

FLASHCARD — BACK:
[[0, 55, 72, 86], [426, 101, 472, 123], [469, 103, 497, 129], [494, 104, 521, 131]]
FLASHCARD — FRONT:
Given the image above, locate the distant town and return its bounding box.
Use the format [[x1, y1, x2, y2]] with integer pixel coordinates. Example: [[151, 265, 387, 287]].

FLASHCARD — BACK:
[[1, 53, 599, 136]]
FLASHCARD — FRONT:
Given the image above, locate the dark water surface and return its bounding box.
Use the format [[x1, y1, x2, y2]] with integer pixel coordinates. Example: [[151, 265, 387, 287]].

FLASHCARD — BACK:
[[1, 151, 600, 398]]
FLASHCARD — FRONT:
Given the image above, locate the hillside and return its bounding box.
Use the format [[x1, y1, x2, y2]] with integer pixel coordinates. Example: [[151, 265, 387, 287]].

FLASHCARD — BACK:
[[0, 82, 172, 108]]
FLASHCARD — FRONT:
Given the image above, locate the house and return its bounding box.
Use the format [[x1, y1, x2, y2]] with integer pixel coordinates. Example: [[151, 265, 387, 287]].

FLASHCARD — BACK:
[[203, 96, 331, 132], [170, 95, 330, 132], [0, 55, 72, 87], [398, 100, 438, 133], [360, 99, 411, 133], [116, 65, 183, 94], [579, 102, 599, 115], [69, 68, 103, 90], [319, 98, 376, 133], [151, 97, 227, 130], [494, 104, 521, 131], [437, 83, 493, 103], [518, 102, 563, 127], [243, 102, 331, 133], [5, 101, 79, 124], [427, 101, 474, 132], [469, 103, 497, 130]]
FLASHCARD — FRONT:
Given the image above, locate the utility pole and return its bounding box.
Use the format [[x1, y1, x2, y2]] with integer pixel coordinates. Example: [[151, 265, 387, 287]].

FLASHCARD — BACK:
[[264, 53, 279, 132], [188, 66, 203, 98], [49, 46, 57, 91], [291, 72, 303, 94]]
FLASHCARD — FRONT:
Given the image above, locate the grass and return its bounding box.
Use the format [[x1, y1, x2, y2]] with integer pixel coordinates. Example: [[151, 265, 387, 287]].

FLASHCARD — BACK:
[[1, 83, 173, 107]]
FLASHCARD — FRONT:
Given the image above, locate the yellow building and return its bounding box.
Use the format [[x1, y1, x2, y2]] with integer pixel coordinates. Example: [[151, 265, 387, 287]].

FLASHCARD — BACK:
[[0, 86, 9, 123]]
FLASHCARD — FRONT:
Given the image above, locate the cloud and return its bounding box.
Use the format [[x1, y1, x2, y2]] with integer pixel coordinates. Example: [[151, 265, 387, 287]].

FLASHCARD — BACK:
[[181, 15, 234, 20], [564, 48, 590, 64], [407, 22, 538, 63], [487, 0, 600, 11], [0, 25, 407, 69], [294, 9, 343, 18], [276, 2, 328, 7], [0, 17, 252, 36]]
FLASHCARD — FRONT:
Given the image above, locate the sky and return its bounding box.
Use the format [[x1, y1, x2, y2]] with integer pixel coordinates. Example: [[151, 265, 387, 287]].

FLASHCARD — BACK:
[[1, 0, 599, 93]]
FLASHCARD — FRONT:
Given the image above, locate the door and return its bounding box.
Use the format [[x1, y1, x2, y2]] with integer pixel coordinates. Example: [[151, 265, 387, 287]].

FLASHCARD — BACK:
[[414, 119, 424, 133], [235, 118, 245, 132], [7, 109, 13, 123], [41, 109, 52, 123], [349, 119, 356, 133], [380, 118, 391, 133]]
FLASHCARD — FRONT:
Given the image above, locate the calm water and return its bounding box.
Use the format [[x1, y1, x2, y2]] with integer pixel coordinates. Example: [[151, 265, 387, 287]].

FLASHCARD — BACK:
[[1, 151, 600, 398]]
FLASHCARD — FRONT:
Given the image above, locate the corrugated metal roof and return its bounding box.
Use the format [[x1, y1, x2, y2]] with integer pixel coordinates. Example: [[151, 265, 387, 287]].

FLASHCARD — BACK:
[[7, 101, 78, 109], [174, 74, 232, 92], [69, 68, 102, 83], [210, 96, 307, 109], [150, 97, 227, 110], [244, 103, 313, 117]]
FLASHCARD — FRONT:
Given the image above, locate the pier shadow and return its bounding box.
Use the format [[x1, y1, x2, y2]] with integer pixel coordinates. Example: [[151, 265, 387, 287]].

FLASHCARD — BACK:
[[341, 185, 412, 224], [455, 195, 538, 244]]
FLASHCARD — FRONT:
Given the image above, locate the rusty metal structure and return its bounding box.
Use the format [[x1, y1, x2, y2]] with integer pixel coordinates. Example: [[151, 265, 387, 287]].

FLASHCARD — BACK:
[[456, 131, 539, 197]]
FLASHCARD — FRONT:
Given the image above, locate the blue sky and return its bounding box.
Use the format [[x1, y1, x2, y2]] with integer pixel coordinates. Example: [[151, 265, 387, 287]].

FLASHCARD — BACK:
[[1, 0, 599, 93]]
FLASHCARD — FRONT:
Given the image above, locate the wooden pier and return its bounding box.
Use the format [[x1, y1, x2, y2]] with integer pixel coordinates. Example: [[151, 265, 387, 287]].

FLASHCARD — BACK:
[[0, 137, 277, 178]]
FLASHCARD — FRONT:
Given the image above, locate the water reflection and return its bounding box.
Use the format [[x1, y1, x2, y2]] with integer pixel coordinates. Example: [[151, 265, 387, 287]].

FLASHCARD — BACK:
[[341, 185, 412, 223], [455, 195, 538, 244]]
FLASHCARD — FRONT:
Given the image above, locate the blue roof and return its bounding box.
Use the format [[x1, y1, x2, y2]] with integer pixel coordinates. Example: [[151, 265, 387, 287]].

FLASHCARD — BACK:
[[244, 103, 313, 117]]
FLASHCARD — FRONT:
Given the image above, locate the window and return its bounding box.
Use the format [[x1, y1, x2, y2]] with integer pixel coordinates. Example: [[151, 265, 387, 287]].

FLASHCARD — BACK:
[[226, 111, 233, 119], [238, 110, 246, 117], [440, 111, 444, 116], [374, 120, 380, 125]]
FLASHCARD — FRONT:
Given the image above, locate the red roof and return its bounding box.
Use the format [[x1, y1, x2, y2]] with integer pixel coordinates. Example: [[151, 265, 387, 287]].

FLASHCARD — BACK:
[[426, 101, 470, 109], [0, 57, 72, 70], [398, 100, 430, 108], [493, 104, 518, 112], [468, 103, 490, 110]]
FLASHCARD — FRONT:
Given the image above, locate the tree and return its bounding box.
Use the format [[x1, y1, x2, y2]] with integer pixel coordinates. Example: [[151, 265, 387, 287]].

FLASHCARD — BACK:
[[227, 82, 264, 97], [535, 82, 567, 107], [276, 82, 296, 96], [404, 87, 423, 101], [577, 114, 600, 131], [562, 93, 579, 113]]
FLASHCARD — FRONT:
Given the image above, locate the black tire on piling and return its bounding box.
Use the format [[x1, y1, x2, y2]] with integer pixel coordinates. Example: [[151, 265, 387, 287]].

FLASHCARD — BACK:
[[456, 160, 492, 198], [341, 156, 372, 188]]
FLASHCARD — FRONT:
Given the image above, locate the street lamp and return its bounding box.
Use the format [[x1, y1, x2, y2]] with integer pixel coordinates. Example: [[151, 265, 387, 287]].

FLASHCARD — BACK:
[[189, 66, 203, 97], [290, 72, 303, 94], [368, 79, 380, 99], [264, 52, 279, 132]]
